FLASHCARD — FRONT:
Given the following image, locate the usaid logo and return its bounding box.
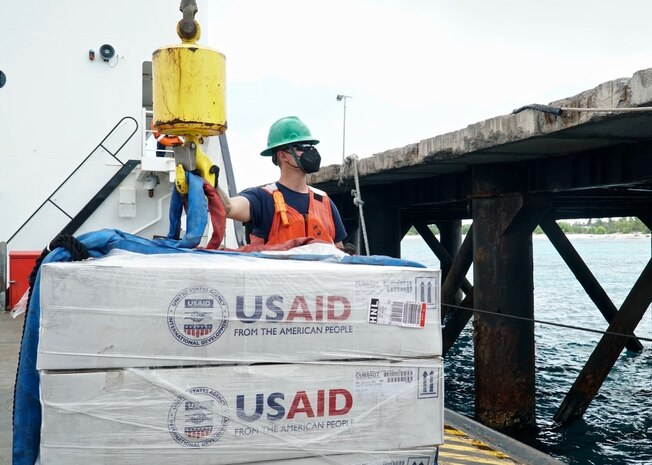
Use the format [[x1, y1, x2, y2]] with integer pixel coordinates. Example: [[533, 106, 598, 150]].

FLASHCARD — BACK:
[[235, 294, 351, 323], [168, 386, 229, 448], [168, 287, 229, 346], [186, 299, 213, 308], [236, 388, 353, 421]]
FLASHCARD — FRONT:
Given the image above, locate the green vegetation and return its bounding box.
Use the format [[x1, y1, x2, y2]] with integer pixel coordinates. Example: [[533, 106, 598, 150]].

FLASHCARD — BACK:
[[406, 217, 650, 236], [555, 217, 649, 235]]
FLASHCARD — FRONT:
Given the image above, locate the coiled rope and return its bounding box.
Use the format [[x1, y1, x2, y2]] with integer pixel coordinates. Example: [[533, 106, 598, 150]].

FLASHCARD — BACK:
[[24, 235, 90, 312]]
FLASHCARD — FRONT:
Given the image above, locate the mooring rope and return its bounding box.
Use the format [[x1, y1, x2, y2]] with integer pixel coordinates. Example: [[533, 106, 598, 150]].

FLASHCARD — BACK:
[[349, 155, 370, 256], [339, 155, 370, 256], [443, 302, 652, 343]]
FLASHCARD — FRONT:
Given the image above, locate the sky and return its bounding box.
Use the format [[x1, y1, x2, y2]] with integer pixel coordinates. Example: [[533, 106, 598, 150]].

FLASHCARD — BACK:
[[196, 0, 652, 190]]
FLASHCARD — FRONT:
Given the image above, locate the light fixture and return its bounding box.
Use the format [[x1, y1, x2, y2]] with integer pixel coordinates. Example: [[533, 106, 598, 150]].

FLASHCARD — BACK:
[[336, 94, 352, 162], [143, 174, 159, 197]]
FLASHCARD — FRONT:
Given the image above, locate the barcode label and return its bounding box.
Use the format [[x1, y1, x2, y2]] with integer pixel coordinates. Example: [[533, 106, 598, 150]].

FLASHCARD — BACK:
[[354, 368, 417, 397], [390, 301, 404, 323], [368, 298, 426, 328], [383, 369, 414, 383], [390, 301, 426, 328]]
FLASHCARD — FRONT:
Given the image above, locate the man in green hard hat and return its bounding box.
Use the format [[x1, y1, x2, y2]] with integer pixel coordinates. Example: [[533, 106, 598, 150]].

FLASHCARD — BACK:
[[226, 116, 347, 246]]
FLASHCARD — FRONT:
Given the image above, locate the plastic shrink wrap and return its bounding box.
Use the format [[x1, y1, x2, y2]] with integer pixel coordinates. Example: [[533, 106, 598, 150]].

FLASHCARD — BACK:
[[39, 359, 444, 465], [251, 449, 438, 464], [37, 251, 441, 369]]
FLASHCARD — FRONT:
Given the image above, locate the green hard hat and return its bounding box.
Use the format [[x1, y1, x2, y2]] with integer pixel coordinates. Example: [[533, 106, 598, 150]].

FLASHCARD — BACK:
[[260, 116, 319, 157]]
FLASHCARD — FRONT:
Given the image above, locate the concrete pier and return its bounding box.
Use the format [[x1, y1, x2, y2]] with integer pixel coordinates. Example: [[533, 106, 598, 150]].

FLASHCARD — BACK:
[[311, 68, 652, 189], [310, 67, 652, 432]]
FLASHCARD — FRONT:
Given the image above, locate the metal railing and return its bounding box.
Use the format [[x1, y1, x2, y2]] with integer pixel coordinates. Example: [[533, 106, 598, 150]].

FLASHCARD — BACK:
[[7, 116, 139, 244], [142, 108, 175, 158]]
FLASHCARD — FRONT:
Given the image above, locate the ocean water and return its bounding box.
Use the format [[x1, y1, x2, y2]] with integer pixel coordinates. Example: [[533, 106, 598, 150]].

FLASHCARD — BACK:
[[401, 235, 652, 465]]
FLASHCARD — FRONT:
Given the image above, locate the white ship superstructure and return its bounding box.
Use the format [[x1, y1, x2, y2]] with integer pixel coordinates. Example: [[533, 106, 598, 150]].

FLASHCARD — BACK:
[[0, 0, 240, 252]]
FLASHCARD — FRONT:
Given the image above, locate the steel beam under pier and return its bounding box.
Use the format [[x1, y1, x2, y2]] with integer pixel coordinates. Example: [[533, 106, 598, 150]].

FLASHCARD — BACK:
[[412, 223, 474, 355], [361, 185, 401, 257], [472, 166, 547, 434], [540, 218, 644, 353], [440, 228, 474, 355], [554, 258, 652, 424], [437, 220, 463, 304]]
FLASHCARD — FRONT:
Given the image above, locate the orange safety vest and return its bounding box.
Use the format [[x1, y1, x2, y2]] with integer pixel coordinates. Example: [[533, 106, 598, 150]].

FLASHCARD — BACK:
[[250, 183, 336, 245]]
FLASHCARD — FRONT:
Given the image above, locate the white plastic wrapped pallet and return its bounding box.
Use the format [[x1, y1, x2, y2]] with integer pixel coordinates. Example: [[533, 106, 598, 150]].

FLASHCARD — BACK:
[[251, 448, 438, 465], [37, 250, 441, 369], [39, 359, 444, 465]]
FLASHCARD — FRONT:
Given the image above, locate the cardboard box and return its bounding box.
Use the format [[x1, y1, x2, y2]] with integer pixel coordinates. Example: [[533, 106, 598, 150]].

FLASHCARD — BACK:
[[40, 359, 444, 464], [37, 251, 441, 369], [251, 449, 438, 465]]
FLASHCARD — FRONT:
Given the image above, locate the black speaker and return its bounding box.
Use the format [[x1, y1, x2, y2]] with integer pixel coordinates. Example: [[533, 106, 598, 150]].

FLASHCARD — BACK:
[[99, 44, 115, 62]]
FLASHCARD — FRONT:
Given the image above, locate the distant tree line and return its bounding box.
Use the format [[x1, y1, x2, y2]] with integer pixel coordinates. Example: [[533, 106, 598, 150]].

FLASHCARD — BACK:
[[407, 217, 650, 236], [549, 217, 650, 235]]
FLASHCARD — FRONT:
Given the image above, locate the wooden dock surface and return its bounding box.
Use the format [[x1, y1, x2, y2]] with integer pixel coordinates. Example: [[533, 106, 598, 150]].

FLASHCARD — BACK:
[[441, 409, 564, 464]]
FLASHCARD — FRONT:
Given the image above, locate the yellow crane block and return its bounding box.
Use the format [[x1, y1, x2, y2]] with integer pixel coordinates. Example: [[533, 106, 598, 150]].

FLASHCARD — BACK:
[[152, 41, 226, 137], [152, 1, 225, 194]]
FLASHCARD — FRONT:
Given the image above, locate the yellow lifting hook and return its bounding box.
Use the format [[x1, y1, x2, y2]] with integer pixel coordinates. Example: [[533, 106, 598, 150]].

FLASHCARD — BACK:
[[152, 0, 227, 193]]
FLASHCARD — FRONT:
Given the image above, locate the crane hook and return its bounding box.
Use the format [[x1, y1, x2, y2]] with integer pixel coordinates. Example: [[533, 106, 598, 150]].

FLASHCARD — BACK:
[[178, 0, 199, 41]]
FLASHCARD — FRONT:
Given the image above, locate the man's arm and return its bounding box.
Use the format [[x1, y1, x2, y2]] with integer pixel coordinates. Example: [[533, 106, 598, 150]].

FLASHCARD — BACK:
[[216, 186, 252, 223], [225, 195, 251, 223]]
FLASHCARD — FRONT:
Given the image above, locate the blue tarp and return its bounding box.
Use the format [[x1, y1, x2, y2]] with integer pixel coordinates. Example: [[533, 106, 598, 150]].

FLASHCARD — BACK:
[[12, 228, 425, 464]]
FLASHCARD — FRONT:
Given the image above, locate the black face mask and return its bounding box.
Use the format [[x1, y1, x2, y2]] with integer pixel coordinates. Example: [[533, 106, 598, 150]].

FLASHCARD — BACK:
[[289, 146, 321, 174]]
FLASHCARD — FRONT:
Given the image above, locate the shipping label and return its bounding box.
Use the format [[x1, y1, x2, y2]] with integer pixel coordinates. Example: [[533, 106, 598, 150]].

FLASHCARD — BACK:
[[354, 367, 417, 398], [361, 276, 438, 328]]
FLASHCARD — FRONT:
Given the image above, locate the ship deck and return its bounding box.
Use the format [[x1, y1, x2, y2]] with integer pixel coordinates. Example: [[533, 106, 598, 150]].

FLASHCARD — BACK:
[[440, 409, 563, 464]]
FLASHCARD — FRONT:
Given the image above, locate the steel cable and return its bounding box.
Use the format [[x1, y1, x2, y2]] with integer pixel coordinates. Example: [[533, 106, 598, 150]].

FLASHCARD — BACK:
[[442, 302, 652, 343]]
